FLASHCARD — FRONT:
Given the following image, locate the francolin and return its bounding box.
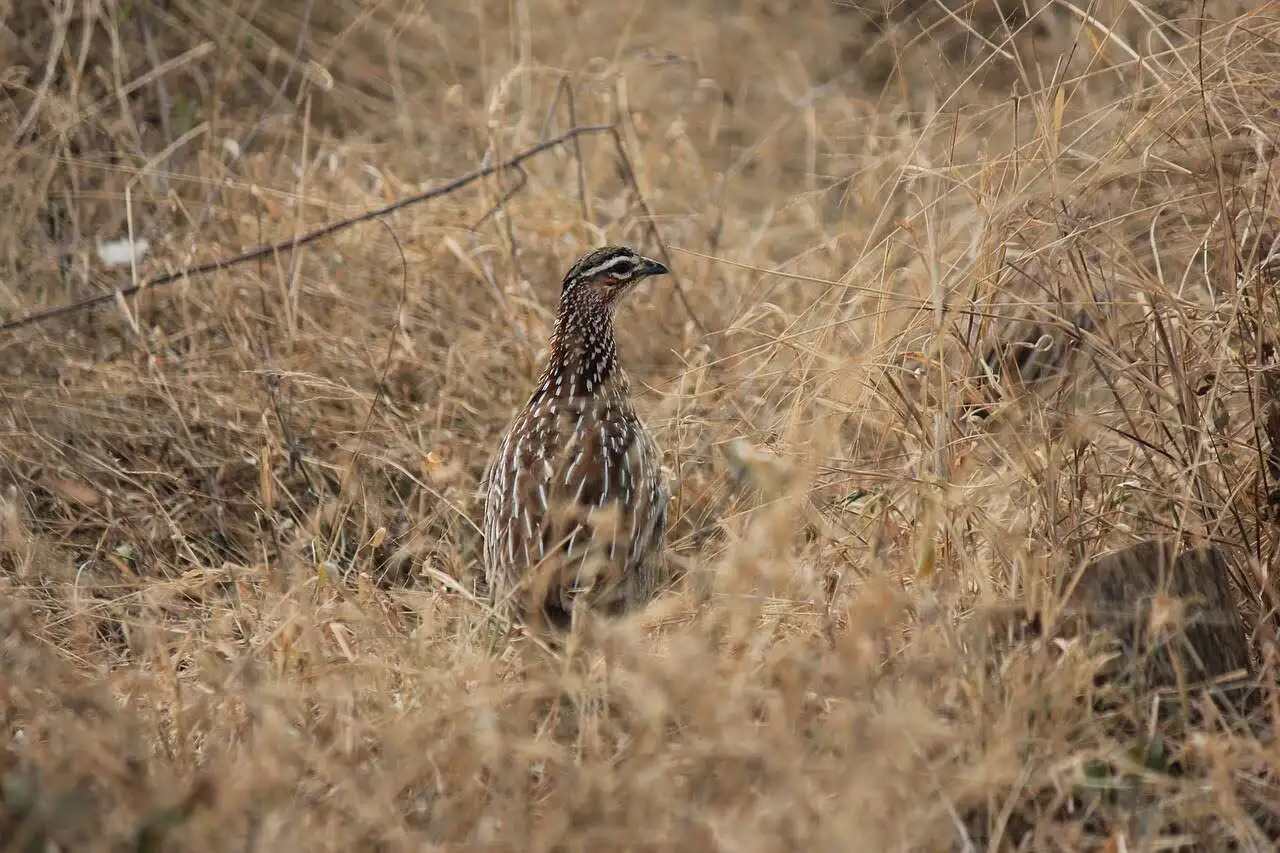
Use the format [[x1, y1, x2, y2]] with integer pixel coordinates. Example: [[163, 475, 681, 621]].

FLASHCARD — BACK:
[[482, 245, 671, 632]]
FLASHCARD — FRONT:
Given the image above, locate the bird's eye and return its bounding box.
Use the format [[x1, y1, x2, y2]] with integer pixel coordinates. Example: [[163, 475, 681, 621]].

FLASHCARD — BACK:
[[609, 260, 638, 279], [587, 254, 639, 281]]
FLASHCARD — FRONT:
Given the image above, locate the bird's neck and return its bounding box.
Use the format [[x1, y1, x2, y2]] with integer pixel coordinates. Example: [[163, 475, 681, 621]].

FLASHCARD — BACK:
[[530, 300, 622, 405]]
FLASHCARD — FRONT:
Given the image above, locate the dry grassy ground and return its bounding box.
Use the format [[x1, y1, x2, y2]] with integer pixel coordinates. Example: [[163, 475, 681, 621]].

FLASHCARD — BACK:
[[3, 1, 1280, 850]]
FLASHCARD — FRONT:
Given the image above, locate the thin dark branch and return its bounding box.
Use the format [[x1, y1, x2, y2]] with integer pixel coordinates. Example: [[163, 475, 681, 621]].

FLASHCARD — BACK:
[[605, 125, 708, 335], [564, 78, 591, 222], [531, 75, 590, 222], [0, 124, 614, 335], [469, 166, 529, 231]]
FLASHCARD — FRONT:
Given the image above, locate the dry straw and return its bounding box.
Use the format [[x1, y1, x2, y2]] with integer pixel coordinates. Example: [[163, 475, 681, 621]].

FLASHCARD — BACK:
[[3, 1, 1280, 850]]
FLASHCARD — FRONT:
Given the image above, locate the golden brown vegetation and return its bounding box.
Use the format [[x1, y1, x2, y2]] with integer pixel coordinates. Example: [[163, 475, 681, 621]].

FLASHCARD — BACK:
[[3, 0, 1280, 849]]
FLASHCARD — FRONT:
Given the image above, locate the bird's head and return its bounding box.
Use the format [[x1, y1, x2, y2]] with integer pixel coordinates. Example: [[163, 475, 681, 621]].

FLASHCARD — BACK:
[[559, 245, 669, 309]]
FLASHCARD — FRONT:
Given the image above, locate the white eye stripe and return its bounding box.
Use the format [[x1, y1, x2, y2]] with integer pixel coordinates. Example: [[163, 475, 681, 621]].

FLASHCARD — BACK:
[[580, 254, 638, 279]]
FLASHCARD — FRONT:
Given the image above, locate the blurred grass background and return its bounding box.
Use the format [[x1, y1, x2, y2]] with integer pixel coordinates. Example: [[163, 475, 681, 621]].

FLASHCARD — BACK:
[[2, 0, 1280, 849]]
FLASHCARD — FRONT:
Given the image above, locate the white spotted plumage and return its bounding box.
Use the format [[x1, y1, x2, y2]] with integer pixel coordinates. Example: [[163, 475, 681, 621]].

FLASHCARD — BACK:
[[482, 246, 671, 630]]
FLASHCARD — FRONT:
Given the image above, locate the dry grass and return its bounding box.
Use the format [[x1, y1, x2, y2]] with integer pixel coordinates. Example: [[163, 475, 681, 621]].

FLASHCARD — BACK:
[[3, 0, 1280, 849]]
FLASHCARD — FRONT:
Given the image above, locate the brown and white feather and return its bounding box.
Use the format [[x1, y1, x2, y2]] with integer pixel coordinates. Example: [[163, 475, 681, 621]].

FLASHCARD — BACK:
[[482, 246, 670, 630]]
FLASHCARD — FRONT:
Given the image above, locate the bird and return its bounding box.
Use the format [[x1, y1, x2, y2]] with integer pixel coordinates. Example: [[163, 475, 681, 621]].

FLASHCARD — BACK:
[[482, 245, 672, 633]]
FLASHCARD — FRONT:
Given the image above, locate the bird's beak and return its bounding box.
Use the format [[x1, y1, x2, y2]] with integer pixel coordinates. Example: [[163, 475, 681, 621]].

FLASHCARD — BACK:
[[639, 256, 669, 278]]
